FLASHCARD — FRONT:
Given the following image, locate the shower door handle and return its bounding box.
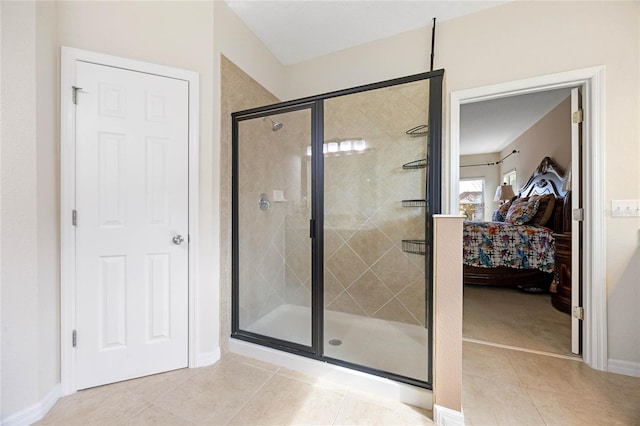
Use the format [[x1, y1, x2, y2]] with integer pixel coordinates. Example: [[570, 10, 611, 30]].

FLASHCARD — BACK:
[[309, 219, 315, 239]]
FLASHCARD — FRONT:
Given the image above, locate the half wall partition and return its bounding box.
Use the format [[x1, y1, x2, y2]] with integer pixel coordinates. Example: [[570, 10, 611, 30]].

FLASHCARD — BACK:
[[232, 70, 443, 388]]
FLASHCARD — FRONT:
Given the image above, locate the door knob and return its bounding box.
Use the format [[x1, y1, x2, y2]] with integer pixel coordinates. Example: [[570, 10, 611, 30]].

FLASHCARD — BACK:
[[172, 235, 185, 245]]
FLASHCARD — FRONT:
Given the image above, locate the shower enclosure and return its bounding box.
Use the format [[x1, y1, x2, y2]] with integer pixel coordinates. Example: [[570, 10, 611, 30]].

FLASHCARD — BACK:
[[232, 70, 443, 388]]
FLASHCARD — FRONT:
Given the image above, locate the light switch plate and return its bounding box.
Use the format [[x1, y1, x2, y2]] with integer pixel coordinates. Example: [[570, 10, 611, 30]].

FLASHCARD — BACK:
[[611, 199, 640, 217]]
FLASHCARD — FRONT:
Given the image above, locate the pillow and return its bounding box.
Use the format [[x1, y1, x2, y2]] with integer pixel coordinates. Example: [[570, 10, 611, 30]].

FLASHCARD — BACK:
[[528, 194, 556, 226], [492, 200, 512, 222], [505, 198, 540, 225]]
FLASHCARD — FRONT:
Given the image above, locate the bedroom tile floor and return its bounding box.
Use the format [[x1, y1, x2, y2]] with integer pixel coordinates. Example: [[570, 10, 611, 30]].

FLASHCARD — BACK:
[[38, 346, 640, 425], [463, 284, 574, 357]]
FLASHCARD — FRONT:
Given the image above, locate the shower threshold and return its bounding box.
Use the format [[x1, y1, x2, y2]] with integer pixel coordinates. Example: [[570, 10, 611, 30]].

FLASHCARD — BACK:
[[229, 338, 432, 409], [242, 304, 428, 384]]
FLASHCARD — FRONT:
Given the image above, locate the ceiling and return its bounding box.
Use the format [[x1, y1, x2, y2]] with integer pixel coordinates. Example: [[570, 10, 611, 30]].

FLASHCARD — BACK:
[[460, 89, 571, 156], [225, 1, 566, 156], [225, 1, 508, 66]]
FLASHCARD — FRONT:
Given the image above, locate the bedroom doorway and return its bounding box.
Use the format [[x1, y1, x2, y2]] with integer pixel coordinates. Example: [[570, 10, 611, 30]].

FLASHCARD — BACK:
[[458, 88, 577, 358], [449, 66, 608, 371]]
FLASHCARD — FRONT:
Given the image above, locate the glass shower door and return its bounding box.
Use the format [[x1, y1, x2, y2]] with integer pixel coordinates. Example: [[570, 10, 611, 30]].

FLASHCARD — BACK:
[[234, 106, 315, 349], [322, 79, 430, 382]]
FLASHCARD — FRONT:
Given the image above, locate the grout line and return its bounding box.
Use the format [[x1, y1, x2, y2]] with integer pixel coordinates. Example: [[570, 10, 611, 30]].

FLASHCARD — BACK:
[[463, 337, 584, 361], [331, 390, 349, 425], [125, 401, 156, 424], [225, 369, 277, 425]]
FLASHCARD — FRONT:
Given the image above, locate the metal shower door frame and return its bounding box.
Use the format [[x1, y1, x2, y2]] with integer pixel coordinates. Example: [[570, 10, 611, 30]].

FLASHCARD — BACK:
[[231, 70, 444, 389]]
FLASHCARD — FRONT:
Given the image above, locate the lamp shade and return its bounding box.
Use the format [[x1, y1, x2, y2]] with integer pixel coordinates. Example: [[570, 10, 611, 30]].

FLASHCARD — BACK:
[[494, 183, 516, 202]]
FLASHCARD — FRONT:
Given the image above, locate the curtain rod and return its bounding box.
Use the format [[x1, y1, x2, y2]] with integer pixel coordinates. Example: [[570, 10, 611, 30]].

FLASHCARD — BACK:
[[460, 149, 519, 168]]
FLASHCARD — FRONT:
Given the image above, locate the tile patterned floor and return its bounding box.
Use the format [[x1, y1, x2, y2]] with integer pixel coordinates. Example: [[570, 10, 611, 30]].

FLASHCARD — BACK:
[[463, 285, 573, 356], [38, 344, 640, 425], [37, 353, 433, 425], [462, 342, 640, 426]]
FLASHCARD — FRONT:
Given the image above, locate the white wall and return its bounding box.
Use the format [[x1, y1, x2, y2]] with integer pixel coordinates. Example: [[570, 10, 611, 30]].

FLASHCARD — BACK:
[[1, 1, 40, 417], [36, 0, 60, 404], [213, 1, 286, 101], [285, 1, 640, 368], [499, 97, 571, 190]]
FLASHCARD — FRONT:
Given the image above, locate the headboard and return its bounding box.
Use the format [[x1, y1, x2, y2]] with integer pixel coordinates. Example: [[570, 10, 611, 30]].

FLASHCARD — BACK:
[[517, 157, 570, 233]]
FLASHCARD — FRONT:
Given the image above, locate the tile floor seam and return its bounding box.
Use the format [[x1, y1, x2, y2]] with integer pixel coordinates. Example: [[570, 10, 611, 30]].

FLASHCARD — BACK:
[[516, 380, 627, 408], [133, 373, 194, 406], [521, 384, 551, 426], [234, 360, 280, 375], [330, 390, 349, 425], [463, 337, 583, 362], [225, 369, 277, 425], [118, 397, 155, 425], [147, 401, 194, 426]]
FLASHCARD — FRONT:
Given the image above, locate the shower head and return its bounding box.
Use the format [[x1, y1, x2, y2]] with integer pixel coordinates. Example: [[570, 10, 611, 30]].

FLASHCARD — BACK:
[[264, 116, 283, 132]]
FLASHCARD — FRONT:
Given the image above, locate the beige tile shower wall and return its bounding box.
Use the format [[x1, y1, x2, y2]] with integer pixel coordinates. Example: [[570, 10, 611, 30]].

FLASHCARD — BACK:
[[220, 57, 280, 352], [237, 108, 313, 325], [275, 109, 313, 310], [237, 119, 288, 327], [323, 80, 430, 326]]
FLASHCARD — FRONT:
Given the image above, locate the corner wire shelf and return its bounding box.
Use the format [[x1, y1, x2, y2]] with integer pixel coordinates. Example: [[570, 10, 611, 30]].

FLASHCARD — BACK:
[[402, 158, 428, 170], [401, 199, 427, 207], [405, 124, 429, 138], [402, 239, 426, 256]]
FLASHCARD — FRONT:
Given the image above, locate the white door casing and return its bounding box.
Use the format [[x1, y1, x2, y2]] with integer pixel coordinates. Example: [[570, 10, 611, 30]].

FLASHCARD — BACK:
[[448, 66, 607, 371], [61, 47, 200, 394]]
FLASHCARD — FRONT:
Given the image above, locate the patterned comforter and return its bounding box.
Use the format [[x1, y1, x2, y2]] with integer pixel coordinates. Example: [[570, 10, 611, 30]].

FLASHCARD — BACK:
[[463, 221, 555, 273]]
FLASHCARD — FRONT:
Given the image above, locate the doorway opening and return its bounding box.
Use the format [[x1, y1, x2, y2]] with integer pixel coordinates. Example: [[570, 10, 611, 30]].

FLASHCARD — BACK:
[[459, 88, 577, 358], [449, 66, 607, 371]]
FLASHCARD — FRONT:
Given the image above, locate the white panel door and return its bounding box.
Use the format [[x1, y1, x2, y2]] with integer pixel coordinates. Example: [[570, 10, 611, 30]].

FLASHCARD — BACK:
[[75, 61, 189, 390]]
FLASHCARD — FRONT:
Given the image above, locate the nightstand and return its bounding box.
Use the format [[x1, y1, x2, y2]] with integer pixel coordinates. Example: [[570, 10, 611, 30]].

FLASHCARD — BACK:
[[552, 232, 572, 314]]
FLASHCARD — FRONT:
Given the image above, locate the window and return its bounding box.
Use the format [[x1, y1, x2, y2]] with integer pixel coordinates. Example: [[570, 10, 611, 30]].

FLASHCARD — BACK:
[[503, 169, 517, 188], [459, 178, 485, 220]]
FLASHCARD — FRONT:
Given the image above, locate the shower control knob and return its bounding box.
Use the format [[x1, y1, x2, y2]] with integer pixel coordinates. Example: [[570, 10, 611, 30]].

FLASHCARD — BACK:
[[172, 235, 185, 245]]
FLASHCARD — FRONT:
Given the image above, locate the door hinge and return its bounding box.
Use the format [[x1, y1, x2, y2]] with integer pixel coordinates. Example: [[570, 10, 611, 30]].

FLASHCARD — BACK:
[[72, 330, 77, 347], [573, 306, 584, 320], [72, 86, 83, 105], [572, 208, 584, 222], [572, 109, 584, 124], [72, 209, 78, 226]]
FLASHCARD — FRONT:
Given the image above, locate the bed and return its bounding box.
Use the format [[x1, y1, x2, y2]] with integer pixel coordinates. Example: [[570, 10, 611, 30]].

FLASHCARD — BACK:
[[463, 157, 570, 292]]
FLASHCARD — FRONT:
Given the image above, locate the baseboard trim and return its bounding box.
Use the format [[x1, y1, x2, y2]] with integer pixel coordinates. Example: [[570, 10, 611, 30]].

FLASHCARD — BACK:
[[194, 348, 221, 368], [2, 383, 61, 426], [608, 358, 640, 377], [433, 404, 464, 426]]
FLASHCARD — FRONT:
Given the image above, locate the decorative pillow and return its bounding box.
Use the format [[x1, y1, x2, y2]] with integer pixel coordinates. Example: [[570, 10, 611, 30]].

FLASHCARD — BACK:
[[528, 194, 556, 226], [492, 200, 512, 222], [505, 198, 540, 225]]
